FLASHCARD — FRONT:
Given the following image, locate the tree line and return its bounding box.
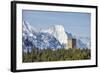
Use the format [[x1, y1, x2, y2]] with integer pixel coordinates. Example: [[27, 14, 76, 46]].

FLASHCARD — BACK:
[[23, 48, 91, 62]]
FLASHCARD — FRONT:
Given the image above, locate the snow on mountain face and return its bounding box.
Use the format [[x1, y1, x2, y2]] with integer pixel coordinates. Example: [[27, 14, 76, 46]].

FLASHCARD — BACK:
[[34, 32, 62, 50], [22, 21, 62, 53], [41, 25, 68, 49], [53, 25, 68, 49], [23, 21, 37, 38], [22, 20, 88, 53], [22, 21, 37, 53]]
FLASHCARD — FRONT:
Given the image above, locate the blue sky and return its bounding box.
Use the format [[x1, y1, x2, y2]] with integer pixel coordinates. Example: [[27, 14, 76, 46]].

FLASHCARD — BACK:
[[22, 10, 91, 44]]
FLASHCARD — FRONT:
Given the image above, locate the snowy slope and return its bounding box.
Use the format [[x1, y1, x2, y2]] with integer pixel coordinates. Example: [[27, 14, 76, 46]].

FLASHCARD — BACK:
[[52, 25, 68, 49], [22, 20, 88, 53], [41, 25, 68, 49], [22, 21, 62, 53]]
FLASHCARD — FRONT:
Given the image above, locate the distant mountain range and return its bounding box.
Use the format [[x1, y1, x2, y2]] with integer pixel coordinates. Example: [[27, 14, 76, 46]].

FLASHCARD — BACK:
[[22, 20, 88, 53]]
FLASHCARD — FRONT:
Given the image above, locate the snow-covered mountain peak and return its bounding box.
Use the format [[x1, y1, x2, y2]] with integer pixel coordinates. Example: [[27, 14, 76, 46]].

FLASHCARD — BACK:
[[52, 25, 68, 48], [22, 20, 88, 53], [40, 24, 68, 49], [53, 25, 65, 32], [23, 20, 37, 34]]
